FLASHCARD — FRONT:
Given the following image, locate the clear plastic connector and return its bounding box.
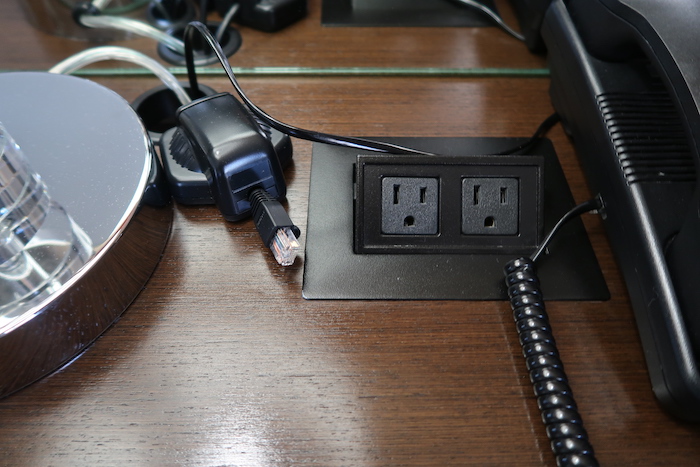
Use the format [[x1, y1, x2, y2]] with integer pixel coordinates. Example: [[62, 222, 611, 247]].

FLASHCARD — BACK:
[[270, 227, 301, 266]]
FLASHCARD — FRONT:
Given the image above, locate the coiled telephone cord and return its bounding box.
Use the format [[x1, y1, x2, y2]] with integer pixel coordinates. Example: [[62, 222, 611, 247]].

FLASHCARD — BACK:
[[504, 199, 602, 467]]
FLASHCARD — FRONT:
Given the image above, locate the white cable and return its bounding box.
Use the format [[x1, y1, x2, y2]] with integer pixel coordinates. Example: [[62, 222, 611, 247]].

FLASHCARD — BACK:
[[452, 0, 525, 41], [48, 46, 191, 106], [79, 14, 186, 55]]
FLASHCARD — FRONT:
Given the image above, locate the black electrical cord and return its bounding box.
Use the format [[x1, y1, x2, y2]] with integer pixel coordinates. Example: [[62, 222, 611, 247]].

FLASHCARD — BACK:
[[504, 198, 602, 467], [182, 21, 558, 158], [449, 0, 525, 41], [182, 21, 437, 157], [532, 198, 601, 262], [199, 0, 209, 24], [497, 113, 561, 155]]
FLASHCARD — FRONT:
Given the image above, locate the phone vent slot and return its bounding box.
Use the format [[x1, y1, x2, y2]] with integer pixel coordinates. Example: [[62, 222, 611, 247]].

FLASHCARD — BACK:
[[597, 92, 696, 184]]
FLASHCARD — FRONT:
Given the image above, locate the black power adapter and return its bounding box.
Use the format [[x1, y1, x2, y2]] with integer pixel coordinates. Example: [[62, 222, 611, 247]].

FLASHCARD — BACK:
[[160, 92, 300, 265], [214, 0, 307, 32], [160, 93, 293, 208]]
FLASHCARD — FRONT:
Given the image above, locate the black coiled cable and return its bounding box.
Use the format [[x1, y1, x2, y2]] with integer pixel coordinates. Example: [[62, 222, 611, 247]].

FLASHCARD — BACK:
[[504, 198, 602, 467]]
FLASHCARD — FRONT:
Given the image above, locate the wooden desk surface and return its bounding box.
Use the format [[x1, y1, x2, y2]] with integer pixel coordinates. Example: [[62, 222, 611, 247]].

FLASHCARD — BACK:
[[1, 1, 699, 465]]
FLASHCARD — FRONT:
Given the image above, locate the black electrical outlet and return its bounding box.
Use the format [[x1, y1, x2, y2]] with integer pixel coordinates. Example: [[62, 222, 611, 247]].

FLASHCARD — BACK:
[[354, 154, 544, 254], [305, 137, 608, 300], [381, 177, 439, 234], [462, 177, 519, 235]]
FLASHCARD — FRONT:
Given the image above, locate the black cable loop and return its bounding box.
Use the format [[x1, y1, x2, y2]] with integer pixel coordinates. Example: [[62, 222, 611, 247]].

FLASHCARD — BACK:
[[182, 21, 437, 157], [505, 257, 599, 467]]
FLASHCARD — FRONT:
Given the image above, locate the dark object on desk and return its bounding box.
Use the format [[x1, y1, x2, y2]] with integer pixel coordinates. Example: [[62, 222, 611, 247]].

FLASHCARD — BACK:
[[162, 93, 290, 221], [214, 0, 307, 32], [159, 94, 293, 208], [514, 0, 700, 420], [0, 72, 172, 399], [160, 92, 300, 265], [322, 0, 497, 27], [303, 137, 608, 301]]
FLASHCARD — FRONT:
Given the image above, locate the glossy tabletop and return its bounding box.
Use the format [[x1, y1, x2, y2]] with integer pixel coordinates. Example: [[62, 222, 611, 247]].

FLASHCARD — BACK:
[[1, 0, 699, 465]]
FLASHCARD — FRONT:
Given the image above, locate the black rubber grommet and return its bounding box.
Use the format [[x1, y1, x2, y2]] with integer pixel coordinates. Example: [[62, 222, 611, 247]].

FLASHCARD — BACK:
[[131, 82, 218, 144], [146, 0, 196, 31]]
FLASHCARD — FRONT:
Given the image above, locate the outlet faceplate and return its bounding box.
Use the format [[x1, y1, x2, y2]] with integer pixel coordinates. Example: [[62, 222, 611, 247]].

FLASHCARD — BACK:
[[303, 136, 609, 300], [354, 154, 544, 255]]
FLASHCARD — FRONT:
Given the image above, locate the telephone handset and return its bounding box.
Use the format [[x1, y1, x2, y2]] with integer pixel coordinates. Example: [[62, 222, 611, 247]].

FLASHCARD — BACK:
[[512, 0, 700, 420]]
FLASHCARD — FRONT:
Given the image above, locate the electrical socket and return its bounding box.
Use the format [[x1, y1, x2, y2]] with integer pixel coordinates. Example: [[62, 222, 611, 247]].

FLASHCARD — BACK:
[[354, 154, 544, 254], [462, 177, 519, 235], [381, 177, 439, 234]]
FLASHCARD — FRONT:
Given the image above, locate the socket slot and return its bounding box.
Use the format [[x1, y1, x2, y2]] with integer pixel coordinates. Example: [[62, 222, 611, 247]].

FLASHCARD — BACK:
[[354, 154, 544, 254]]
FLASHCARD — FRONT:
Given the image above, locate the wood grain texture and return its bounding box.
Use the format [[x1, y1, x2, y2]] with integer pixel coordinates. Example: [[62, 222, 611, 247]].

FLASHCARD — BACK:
[[1, 0, 700, 465]]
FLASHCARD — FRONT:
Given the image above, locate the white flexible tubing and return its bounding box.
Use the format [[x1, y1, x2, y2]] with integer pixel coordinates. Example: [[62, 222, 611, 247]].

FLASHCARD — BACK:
[[79, 15, 186, 55], [48, 46, 191, 106]]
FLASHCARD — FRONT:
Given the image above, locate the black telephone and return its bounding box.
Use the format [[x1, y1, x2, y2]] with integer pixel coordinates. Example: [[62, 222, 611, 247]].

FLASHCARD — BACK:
[[510, 0, 700, 420]]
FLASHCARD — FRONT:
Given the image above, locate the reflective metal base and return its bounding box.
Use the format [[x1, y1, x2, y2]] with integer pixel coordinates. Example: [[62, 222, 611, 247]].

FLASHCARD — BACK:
[[0, 72, 172, 398]]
